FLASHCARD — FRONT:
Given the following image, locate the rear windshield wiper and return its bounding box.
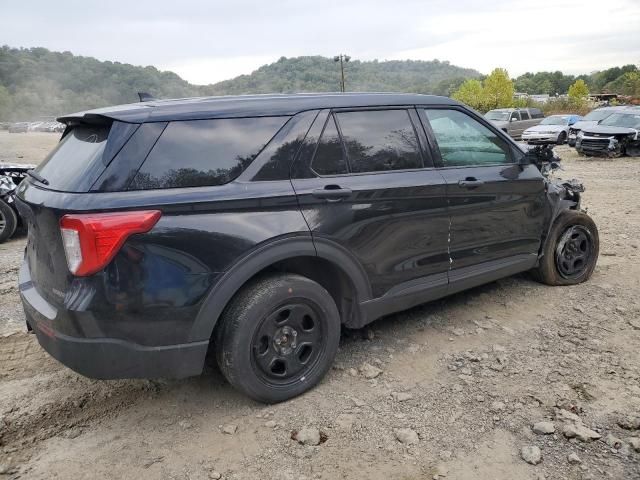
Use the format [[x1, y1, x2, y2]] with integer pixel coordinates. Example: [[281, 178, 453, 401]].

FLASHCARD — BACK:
[[27, 170, 49, 185]]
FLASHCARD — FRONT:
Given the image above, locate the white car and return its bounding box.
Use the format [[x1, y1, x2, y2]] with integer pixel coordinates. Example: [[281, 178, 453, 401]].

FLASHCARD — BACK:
[[522, 114, 582, 145]]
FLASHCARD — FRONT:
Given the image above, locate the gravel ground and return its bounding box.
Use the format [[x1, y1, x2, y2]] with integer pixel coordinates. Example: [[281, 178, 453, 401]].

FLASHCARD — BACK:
[[0, 132, 639, 479]]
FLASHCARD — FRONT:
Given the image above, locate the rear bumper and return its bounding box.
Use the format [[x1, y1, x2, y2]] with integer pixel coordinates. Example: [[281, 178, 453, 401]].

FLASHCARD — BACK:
[[19, 261, 208, 379]]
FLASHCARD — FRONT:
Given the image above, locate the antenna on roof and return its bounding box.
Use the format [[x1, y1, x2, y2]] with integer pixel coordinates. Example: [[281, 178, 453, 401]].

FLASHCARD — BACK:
[[137, 92, 156, 102]]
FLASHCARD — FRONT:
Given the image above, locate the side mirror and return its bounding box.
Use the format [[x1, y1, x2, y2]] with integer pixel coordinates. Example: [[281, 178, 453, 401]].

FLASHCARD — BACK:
[[511, 117, 518, 122]]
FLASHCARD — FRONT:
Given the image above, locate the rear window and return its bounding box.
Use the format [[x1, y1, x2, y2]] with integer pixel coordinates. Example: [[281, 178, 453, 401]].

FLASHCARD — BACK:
[[130, 117, 288, 189], [35, 125, 110, 192]]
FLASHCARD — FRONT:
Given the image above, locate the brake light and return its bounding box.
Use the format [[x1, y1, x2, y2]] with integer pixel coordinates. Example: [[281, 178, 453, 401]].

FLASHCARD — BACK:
[[59, 210, 161, 276]]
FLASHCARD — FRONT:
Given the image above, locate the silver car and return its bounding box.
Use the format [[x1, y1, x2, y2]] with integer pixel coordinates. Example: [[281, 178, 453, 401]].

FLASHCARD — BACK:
[[522, 114, 582, 145]]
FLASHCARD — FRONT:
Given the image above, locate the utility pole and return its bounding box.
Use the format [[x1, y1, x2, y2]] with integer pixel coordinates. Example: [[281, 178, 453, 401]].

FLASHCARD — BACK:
[[333, 54, 351, 92]]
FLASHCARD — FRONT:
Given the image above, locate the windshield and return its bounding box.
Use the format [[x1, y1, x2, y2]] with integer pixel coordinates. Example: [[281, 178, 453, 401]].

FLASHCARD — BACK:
[[540, 115, 569, 126], [583, 109, 615, 121], [485, 111, 510, 121], [599, 113, 640, 129]]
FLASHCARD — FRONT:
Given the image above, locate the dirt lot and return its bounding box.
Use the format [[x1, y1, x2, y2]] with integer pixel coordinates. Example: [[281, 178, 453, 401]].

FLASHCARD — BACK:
[[0, 131, 639, 480]]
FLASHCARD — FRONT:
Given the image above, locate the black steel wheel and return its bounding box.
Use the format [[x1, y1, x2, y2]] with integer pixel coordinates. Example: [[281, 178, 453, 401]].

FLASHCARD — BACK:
[[557, 131, 567, 145], [532, 210, 599, 286], [0, 199, 18, 243], [555, 225, 594, 279], [251, 302, 326, 385], [215, 273, 340, 403]]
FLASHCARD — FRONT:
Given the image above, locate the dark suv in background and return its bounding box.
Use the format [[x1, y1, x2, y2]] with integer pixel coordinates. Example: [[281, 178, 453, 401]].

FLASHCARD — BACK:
[[17, 93, 599, 402]]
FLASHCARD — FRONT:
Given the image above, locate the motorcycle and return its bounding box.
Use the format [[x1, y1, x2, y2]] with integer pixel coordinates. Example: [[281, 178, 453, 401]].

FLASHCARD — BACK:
[[0, 163, 35, 243]]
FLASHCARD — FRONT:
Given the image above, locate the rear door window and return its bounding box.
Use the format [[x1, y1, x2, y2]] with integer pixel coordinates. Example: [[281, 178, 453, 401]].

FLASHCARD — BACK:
[[35, 124, 111, 192], [311, 115, 348, 176], [130, 116, 288, 189], [334, 110, 422, 173], [424, 109, 512, 167]]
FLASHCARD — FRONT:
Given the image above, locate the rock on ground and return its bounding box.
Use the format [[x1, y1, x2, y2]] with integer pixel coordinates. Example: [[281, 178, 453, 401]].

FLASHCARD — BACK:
[[359, 362, 383, 379], [567, 453, 582, 464], [532, 421, 555, 435], [521, 445, 542, 465], [563, 423, 601, 442], [394, 428, 419, 445], [293, 427, 321, 446]]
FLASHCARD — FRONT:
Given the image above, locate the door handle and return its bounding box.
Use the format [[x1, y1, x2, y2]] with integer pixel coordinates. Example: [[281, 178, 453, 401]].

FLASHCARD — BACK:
[[458, 177, 484, 189], [311, 185, 352, 201]]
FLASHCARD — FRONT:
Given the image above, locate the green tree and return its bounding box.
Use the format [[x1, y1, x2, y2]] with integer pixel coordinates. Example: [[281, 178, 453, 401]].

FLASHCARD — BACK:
[[568, 79, 589, 100], [622, 72, 640, 96], [452, 79, 485, 110], [482, 68, 514, 110]]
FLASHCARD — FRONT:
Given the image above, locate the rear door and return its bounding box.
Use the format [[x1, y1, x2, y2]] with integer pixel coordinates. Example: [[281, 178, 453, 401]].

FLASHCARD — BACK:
[[291, 108, 450, 299], [419, 107, 546, 291]]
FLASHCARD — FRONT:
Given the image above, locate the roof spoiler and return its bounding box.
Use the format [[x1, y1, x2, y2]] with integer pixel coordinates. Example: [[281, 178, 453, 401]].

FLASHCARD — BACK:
[[138, 92, 156, 102]]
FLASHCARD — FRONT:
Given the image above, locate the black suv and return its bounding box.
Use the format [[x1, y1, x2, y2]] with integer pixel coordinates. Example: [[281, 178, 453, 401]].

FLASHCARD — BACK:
[[17, 94, 599, 403]]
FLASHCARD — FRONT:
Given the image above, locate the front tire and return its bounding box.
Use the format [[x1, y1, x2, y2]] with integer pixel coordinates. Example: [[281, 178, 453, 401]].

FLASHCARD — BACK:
[[557, 131, 567, 145], [215, 273, 341, 403], [0, 199, 18, 243], [532, 211, 599, 286]]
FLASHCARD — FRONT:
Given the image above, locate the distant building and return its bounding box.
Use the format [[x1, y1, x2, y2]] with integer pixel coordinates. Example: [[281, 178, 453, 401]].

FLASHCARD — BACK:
[[529, 94, 550, 103]]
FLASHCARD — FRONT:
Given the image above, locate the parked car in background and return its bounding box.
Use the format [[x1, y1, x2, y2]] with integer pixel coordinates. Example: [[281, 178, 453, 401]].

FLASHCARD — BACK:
[[8, 122, 29, 133], [17, 93, 599, 403], [522, 114, 581, 145], [568, 106, 629, 146], [576, 108, 640, 157], [0, 122, 9, 130], [34, 121, 65, 133], [485, 108, 544, 139]]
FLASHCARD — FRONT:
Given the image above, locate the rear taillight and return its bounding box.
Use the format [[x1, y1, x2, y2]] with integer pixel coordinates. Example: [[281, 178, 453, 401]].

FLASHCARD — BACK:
[[59, 210, 161, 276]]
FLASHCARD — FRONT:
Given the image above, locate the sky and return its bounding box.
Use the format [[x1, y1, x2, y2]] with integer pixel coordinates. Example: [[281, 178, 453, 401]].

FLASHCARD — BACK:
[[1, 0, 639, 85]]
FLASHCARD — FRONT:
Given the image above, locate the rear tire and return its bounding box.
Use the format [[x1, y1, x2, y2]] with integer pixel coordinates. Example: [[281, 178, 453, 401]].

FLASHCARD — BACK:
[[0, 199, 18, 243], [532, 210, 599, 286], [215, 273, 341, 403]]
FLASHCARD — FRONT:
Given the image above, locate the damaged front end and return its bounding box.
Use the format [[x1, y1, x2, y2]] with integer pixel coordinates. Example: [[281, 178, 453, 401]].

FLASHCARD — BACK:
[[522, 145, 585, 254], [576, 127, 640, 158]]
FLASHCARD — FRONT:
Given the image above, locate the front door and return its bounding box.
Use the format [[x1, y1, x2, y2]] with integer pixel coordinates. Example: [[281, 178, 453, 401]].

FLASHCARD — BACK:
[[419, 107, 546, 291], [290, 108, 450, 300]]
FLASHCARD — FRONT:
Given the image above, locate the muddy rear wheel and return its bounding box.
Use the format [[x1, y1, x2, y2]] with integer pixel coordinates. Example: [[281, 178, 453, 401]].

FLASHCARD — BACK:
[[215, 273, 340, 403]]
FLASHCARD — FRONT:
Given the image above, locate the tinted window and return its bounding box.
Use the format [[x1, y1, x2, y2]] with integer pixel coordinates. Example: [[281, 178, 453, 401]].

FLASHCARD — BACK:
[[311, 116, 348, 175], [130, 117, 287, 189], [336, 110, 422, 173], [530, 108, 544, 119], [510, 111, 520, 121], [425, 109, 512, 167], [36, 124, 111, 192], [520, 110, 530, 120]]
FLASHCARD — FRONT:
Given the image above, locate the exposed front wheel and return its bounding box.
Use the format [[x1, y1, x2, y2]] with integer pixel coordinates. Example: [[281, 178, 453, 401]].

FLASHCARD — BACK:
[[215, 273, 341, 403], [557, 131, 567, 145], [0, 199, 18, 243], [532, 211, 599, 286]]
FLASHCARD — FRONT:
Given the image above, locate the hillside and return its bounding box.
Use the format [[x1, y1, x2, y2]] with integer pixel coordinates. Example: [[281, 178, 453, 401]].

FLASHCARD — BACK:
[[203, 56, 480, 96], [0, 47, 480, 121], [0, 46, 637, 121]]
